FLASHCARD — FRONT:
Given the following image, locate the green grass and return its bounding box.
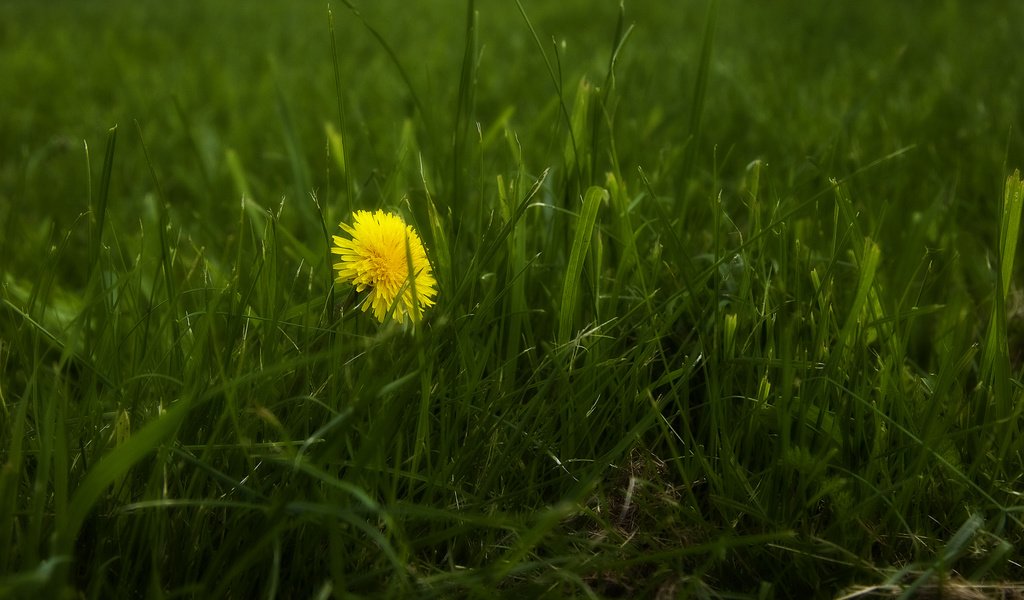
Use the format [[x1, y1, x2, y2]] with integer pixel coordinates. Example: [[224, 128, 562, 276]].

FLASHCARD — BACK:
[[3, 0, 1024, 597]]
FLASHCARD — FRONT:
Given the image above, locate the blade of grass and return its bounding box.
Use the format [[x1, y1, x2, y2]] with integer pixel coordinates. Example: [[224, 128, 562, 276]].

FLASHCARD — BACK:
[[838, 237, 882, 350], [0, 390, 30, 572], [983, 170, 1024, 475], [448, 168, 548, 311], [270, 59, 312, 206], [337, 0, 438, 158], [327, 4, 354, 207], [998, 170, 1023, 301], [55, 395, 192, 558], [558, 185, 605, 344], [135, 120, 183, 374], [679, 0, 718, 199], [451, 0, 478, 211], [514, 0, 579, 174], [89, 125, 117, 274]]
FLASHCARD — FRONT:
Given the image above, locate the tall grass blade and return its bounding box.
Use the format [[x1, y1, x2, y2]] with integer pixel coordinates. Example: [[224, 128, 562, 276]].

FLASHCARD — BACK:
[[982, 170, 1024, 470], [135, 121, 183, 372], [981, 171, 1024, 382], [89, 125, 117, 273], [514, 0, 578, 171], [680, 0, 718, 192], [0, 393, 30, 572], [326, 5, 354, 206], [451, 0, 478, 209], [998, 170, 1023, 300], [838, 237, 881, 349], [56, 397, 191, 557], [558, 185, 606, 344], [564, 78, 592, 188], [337, 0, 437, 154], [271, 65, 312, 204]]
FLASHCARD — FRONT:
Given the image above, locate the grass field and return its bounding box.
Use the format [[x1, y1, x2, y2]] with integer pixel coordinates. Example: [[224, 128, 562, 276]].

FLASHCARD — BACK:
[[3, 0, 1024, 597]]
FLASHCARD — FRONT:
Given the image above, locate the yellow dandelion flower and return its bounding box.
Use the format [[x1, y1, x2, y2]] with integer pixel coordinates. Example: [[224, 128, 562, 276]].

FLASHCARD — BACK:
[[331, 210, 437, 323]]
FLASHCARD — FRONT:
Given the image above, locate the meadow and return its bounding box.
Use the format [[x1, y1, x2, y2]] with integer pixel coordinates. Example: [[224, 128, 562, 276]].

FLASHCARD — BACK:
[[2, 0, 1024, 597]]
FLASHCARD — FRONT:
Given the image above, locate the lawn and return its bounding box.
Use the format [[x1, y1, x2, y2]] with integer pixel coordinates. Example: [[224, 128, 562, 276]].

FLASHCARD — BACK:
[[2, 0, 1024, 597]]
